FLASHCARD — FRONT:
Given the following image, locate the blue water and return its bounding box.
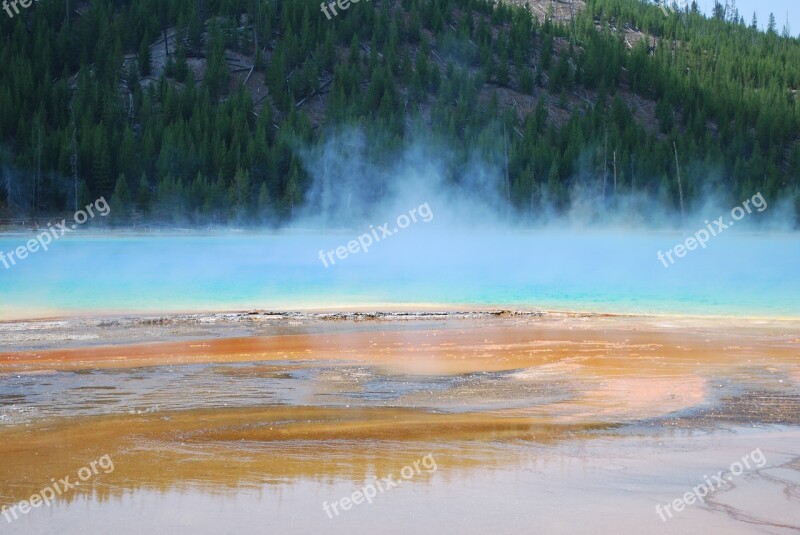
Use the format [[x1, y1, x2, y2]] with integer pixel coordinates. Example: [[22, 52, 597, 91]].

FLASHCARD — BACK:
[[0, 226, 798, 319]]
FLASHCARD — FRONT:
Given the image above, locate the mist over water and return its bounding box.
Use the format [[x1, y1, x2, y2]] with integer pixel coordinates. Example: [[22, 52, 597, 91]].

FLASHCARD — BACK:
[[0, 227, 798, 319], [1, 132, 798, 320], [294, 129, 797, 232]]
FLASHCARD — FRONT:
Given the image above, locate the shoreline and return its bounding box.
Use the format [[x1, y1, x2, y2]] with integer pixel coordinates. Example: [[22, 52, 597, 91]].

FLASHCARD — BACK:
[[3, 305, 800, 326], [3, 308, 800, 359]]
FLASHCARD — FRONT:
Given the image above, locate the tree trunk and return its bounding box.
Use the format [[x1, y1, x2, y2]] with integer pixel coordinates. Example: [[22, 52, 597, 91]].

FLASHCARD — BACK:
[[71, 106, 78, 212], [613, 149, 617, 195], [602, 128, 608, 205], [503, 123, 511, 219], [673, 142, 685, 229]]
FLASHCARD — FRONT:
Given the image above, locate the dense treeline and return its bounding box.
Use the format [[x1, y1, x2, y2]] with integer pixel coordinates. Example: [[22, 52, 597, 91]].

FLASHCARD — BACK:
[[0, 0, 798, 225]]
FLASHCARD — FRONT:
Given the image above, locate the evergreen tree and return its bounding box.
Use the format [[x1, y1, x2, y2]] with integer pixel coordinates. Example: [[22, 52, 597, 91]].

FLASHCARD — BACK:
[[111, 173, 132, 222], [91, 126, 113, 197], [137, 172, 151, 214], [768, 13, 776, 34], [139, 33, 152, 77]]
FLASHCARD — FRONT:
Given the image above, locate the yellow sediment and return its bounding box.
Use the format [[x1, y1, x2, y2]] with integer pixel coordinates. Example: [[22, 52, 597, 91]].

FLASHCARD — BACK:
[[0, 405, 602, 505]]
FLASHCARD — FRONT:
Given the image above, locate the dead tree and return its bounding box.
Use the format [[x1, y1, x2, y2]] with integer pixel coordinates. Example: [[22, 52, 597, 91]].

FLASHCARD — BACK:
[[529, 158, 536, 223], [613, 149, 618, 194], [602, 127, 608, 204], [673, 142, 686, 229], [70, 105, 78, 212], [569, 0, 576, 45], [32, 113, 42, 223], [503, 123, 511, 218]]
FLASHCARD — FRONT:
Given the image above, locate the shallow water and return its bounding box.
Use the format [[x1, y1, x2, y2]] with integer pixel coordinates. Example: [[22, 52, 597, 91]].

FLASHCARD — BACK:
[[1, 316, 798, 533], [1, 416, 798, 534]]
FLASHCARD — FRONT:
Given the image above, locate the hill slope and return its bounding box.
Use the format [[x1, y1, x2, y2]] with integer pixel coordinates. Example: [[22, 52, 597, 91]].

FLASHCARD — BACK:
[[0, 0, 798, 226]]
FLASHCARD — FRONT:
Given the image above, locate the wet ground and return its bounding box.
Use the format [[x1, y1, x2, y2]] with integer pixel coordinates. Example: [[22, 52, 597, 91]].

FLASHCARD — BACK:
[[0, 313, 798, 533]]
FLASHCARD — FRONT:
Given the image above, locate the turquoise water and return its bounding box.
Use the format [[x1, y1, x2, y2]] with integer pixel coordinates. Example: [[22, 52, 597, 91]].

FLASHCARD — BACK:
[[0, 227, 798, 319]]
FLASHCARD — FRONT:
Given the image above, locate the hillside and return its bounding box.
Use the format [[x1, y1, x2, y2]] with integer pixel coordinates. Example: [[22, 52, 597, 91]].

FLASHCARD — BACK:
[[0, 0, 798, 226]]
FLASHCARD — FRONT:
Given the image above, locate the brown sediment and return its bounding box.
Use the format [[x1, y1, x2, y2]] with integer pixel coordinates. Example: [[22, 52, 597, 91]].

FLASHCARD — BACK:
[[1, 314, 798, 375], [0, 405, 605, 506]]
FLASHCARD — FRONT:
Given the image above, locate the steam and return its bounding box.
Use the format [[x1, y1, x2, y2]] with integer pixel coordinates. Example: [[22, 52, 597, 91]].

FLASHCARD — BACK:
[[292, 127, 797, 233], [295, 127, 509, 231]]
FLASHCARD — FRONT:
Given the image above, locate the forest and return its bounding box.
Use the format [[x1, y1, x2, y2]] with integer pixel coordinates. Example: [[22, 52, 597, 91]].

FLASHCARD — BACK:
[[0, 0, 798, 226]]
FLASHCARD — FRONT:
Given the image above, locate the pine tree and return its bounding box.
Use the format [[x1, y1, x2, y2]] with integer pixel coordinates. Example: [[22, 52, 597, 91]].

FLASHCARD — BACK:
[[767, 12, 776, 34], [139, 33, 152, 77], [111, 173, 132, 222], [257, 181, 271, 222], [136, 173, 151, 214], [233, 167, 252, 221], [91, 125, 113, 198]]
